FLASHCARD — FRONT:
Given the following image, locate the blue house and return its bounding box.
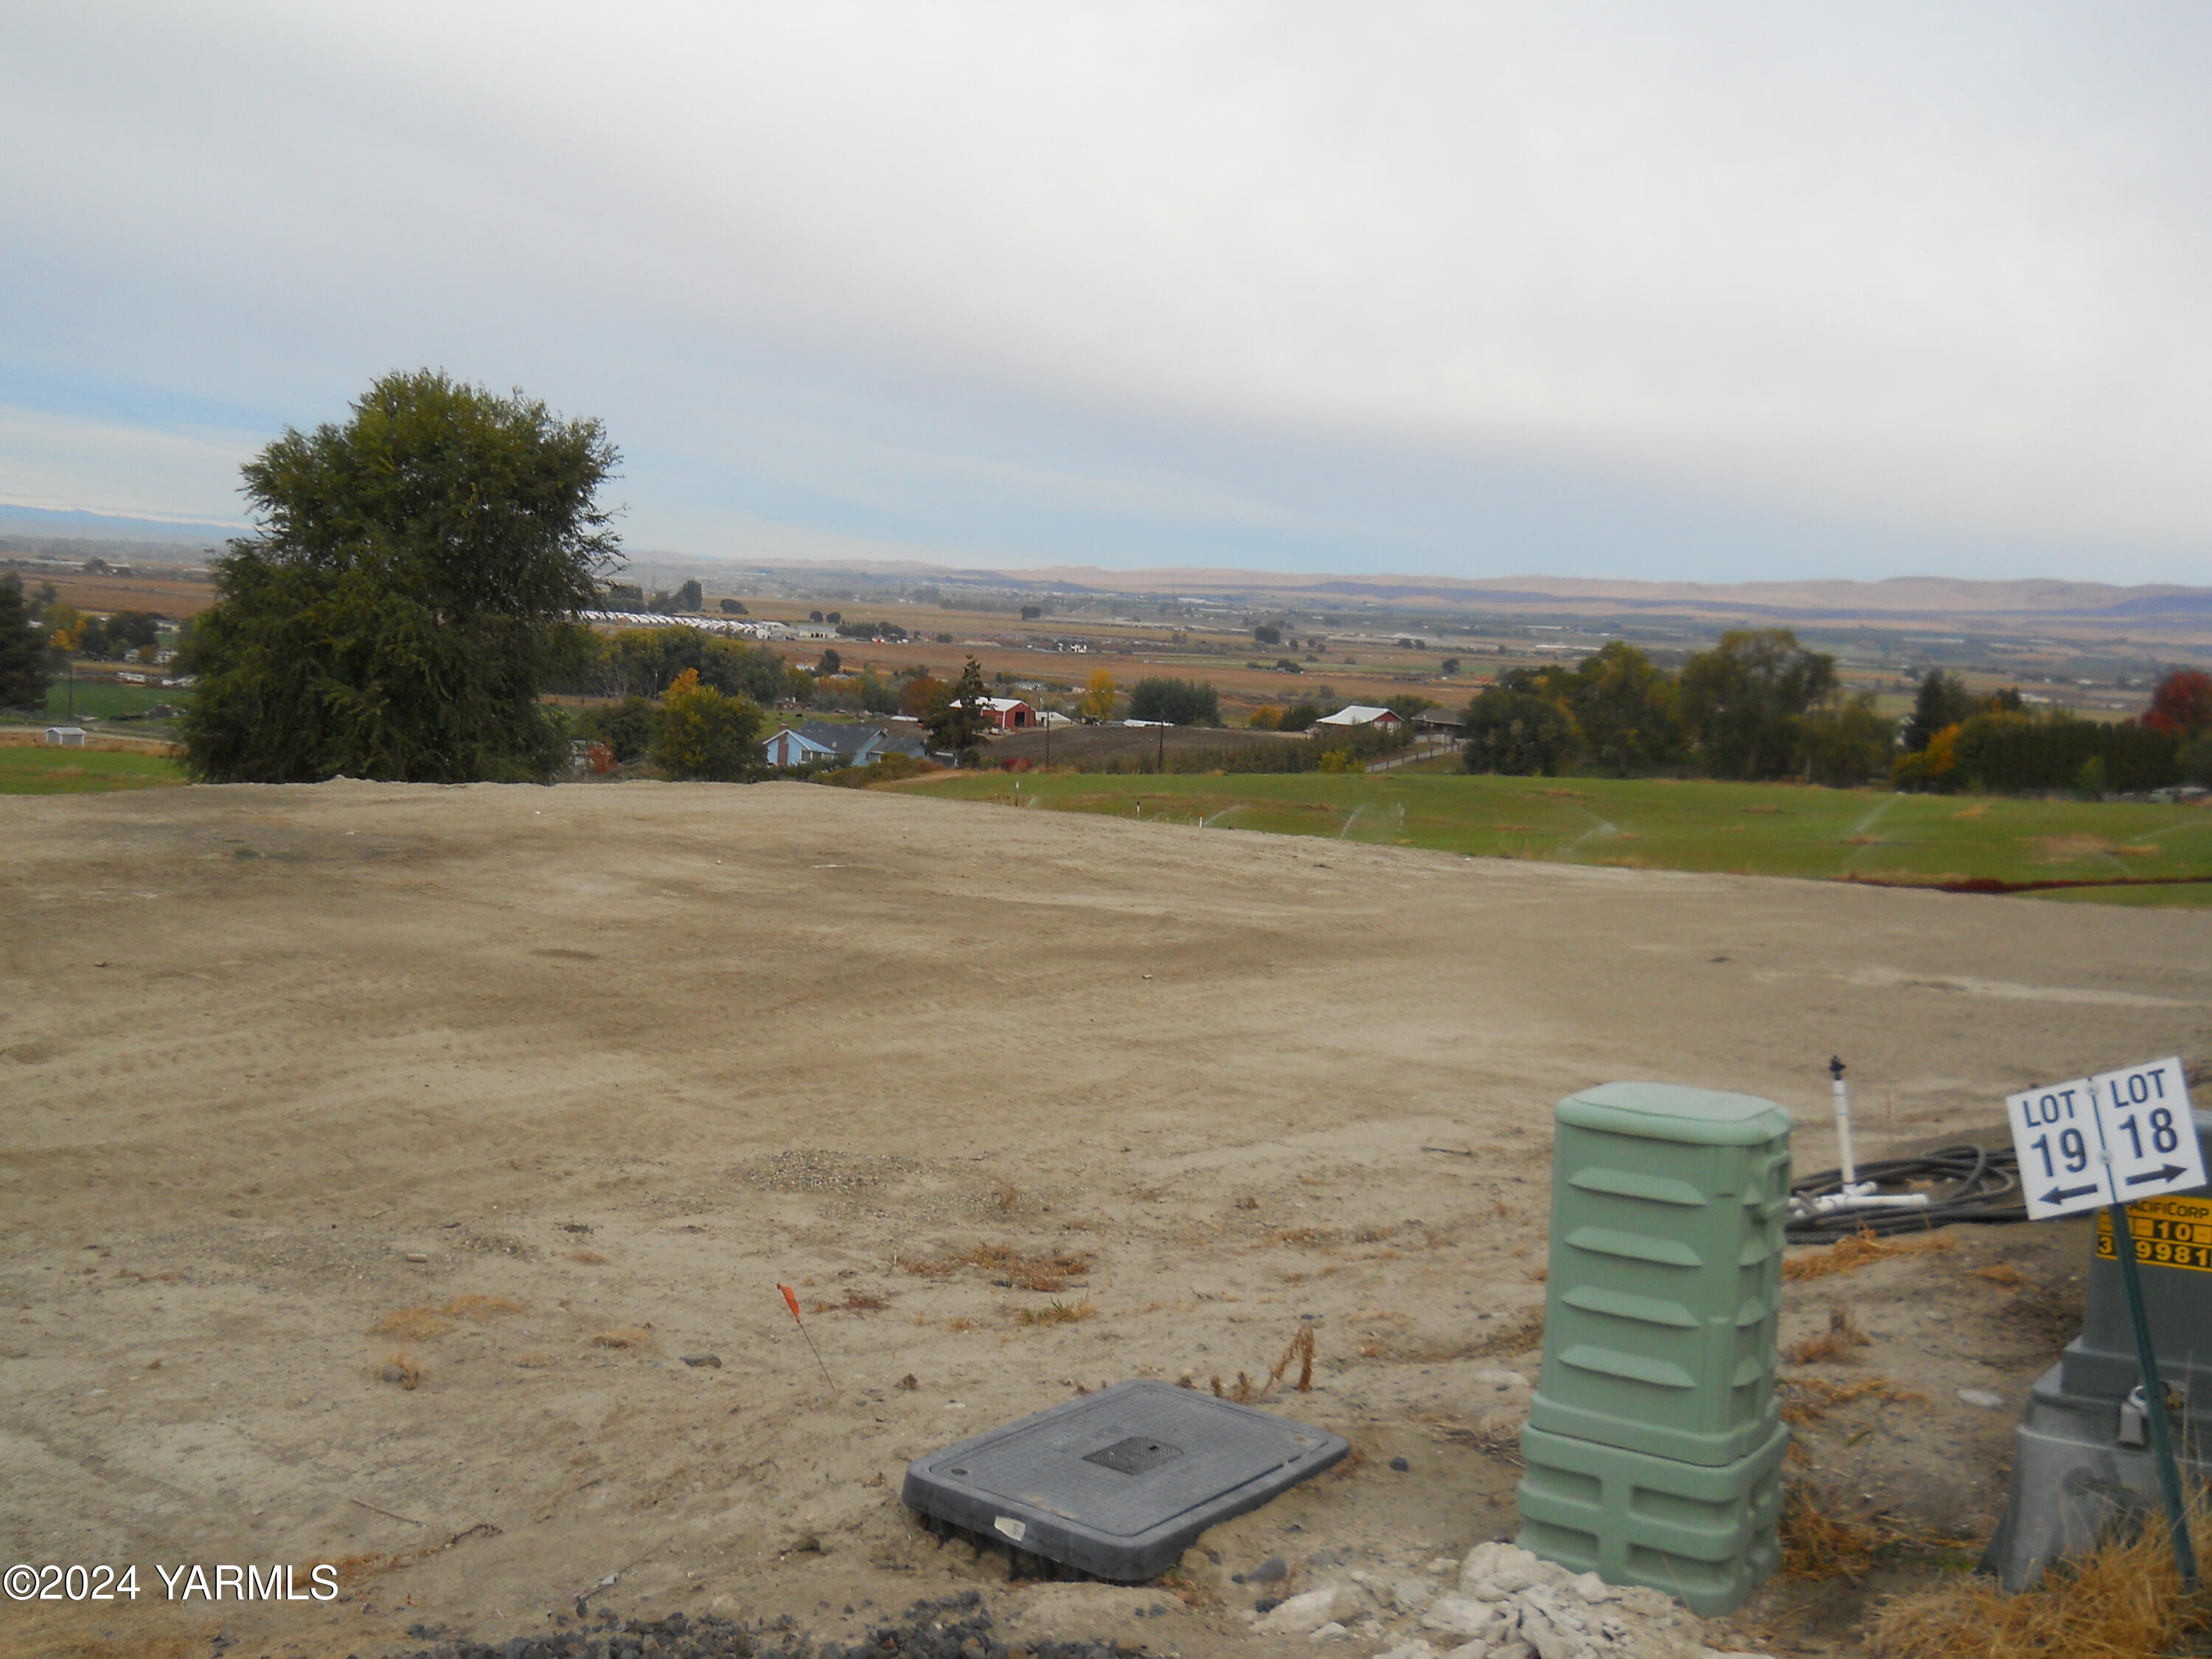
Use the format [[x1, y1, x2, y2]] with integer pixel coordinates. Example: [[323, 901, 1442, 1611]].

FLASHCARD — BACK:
[[762, 721, 929, 769]]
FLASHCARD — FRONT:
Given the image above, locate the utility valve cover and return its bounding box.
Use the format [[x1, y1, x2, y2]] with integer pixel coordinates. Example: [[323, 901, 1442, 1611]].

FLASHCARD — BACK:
[[901, 1380, 1349, 1581]]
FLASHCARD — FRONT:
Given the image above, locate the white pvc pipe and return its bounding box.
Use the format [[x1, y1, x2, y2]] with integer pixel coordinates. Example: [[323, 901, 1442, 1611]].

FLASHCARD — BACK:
[[1833, 1074, 1860, 1189]]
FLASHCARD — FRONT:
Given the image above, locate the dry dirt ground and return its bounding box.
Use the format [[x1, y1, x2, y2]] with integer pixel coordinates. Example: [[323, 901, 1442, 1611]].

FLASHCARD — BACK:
[[1, 781, 2206, 1659]]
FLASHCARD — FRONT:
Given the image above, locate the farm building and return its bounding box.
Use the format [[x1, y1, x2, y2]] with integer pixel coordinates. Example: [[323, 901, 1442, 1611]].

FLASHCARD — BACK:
[[950, 695, 1038, 731], [1313, 704, 1405, 731], [762, 722, 929, 768], [1414, 712, 1464, 737], [44, 727, 87, 747]]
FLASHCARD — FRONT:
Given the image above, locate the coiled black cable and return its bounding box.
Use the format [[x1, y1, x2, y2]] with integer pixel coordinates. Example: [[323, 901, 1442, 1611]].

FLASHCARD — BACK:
[[1784, 1143, 2026, 1242]]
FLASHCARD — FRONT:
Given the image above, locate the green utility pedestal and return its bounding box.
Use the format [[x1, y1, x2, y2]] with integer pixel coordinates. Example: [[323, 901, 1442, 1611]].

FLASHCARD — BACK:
[[1517, 1082, 1794, 1617]]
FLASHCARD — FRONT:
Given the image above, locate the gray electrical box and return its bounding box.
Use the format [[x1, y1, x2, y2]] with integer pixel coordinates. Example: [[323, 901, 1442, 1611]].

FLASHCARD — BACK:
[[902, 1380, 1349, 1582], [1982, 1111, 2212, 1588]]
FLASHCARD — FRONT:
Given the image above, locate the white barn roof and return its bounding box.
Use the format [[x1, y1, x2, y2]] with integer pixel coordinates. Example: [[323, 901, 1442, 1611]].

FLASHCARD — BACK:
[[1314, 704, 1400, 726]]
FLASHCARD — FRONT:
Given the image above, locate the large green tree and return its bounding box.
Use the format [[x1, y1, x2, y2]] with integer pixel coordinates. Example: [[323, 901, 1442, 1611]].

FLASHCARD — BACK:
[[1462, 688, 1576, 776], [1677, 629, 1836, 781], [178, 370, 619, 782], [1565, 641, 1680, 773], [0, 574, 49, 713], [925, 656, 994, 763], [1127, 676, 1220, 726]]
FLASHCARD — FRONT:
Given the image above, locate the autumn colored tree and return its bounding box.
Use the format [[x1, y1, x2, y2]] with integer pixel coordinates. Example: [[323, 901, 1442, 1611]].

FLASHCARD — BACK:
[[2143, 669, 2212, 735], [900, 672, 948, 719], [1077, 667, 1118, 723], [42, 603, 86, 653], [650, 668, 763, 780], [1904, 670, 1976, 752]]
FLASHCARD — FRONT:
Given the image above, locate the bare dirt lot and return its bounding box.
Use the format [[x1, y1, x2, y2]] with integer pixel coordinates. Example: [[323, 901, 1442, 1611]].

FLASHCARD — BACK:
[[2, 782, 2206, 1659]]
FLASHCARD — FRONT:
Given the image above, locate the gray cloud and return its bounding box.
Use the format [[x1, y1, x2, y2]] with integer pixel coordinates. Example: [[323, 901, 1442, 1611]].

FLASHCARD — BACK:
[[3, 1, 2208, 579]]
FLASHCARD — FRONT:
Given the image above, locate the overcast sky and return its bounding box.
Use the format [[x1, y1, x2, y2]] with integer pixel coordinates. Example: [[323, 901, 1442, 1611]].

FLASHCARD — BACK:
[[4, 2, 2209, 583]]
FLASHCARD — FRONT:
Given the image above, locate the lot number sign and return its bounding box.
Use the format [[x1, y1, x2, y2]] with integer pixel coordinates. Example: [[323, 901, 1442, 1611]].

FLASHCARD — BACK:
[[2006, 1056, 2205, 1222]]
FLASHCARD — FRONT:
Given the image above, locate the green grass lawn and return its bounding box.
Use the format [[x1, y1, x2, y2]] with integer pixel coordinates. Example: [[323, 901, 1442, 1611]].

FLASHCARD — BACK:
[[43, 678, 187, 723], [908, 771, 2212, 906], [0, 745, 186, 795]]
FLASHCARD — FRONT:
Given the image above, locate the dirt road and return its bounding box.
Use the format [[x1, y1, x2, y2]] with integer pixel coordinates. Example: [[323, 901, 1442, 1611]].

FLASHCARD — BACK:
[[1, 781, 2203, 1658]]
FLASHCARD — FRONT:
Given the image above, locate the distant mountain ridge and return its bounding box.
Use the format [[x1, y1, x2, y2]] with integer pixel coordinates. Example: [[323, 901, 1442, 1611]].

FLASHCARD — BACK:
[[993, 566, 2212, 619], [0, 502, 240, 544], [7, 501, 2206, 625]]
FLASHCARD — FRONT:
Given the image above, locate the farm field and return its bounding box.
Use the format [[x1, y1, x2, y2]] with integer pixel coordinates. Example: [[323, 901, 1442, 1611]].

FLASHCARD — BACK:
[[0, 744, 184, 794], [1, 779, 2202, 1657], [909, 770, 2212, 905]]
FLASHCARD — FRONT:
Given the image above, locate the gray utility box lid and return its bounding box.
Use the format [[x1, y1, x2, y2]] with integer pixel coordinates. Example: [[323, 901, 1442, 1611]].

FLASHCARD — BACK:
[[901, 1380, 1349, 1582]]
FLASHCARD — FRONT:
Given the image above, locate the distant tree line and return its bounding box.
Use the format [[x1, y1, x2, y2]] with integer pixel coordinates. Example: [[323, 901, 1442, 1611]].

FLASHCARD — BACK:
[[1894, 667, 2211, 795], [599, 577, 704, 616], [1461, 632, 1881, 782], [1127, 676, 1220, 726], [1456, 631, 2212, 794]]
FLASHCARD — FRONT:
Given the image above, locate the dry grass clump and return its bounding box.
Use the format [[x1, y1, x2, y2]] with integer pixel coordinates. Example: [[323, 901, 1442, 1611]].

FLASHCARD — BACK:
[[1411, 1413, 1525, 1464], [1197, 1326, 1317, 1402], [442, 1293, 528, 1321], [990, 1180, 1022, 1214], [1870, 1494, 2212, 1658], [329, 1523, 501, 1596], [568, 1250, 608, 1265], [1263, 1225, 1336, 1248], [370, 1306, 453, 1341], [1970, 1262, 2028, 1286], [1780, 1481, 1971, 1582], [1778, 1374, 1925, 1426], [369, 1295, 529, 1340], [1786, 1305, 1872, 1366], [1784, 1225, 1954, 1282], [510, 1351, 554, 1368], [588, 1325, 655, 1350], [897, 1240, 1093, 1293], [380, 1352, 422, 1390], [1013, 1298, 1096, 1326], [808, 1288, 889, 1314]]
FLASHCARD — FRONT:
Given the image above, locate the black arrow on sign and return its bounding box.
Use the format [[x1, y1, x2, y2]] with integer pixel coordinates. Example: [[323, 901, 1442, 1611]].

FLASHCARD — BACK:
[[2126, 1166, 2188, 1187], [2040, 1183, 2102, 1205]]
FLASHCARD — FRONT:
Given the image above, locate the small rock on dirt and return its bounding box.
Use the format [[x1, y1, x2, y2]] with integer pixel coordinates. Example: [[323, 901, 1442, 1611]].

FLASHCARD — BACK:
[[681, 1353, 722, 1368], [1957, 1388, 2004, 1408], [1252, 1582, 1350, 1635]]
